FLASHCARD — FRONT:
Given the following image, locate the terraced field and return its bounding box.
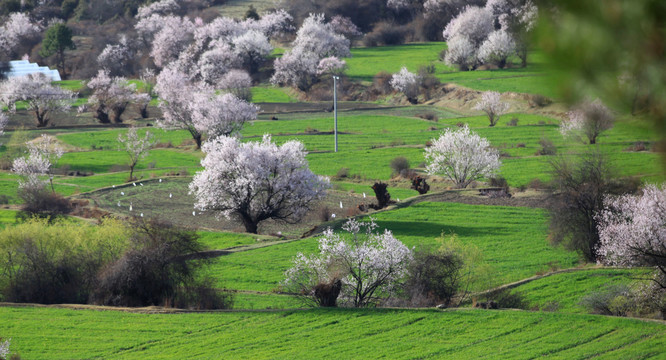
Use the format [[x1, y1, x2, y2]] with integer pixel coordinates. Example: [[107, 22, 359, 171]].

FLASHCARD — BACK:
[[2, 306, 665, 359]]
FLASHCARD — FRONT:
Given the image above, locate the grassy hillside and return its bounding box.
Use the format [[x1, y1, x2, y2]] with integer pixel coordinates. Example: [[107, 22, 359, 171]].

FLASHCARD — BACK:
[[2, 306, 665, 359]]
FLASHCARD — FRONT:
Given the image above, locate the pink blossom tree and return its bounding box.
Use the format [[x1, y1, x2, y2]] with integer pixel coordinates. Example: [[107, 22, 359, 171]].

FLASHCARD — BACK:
[[474, 91, 510, 126], [12, 134, 64, 193], [0, 338, 11, 360], [218, 69, 253, 101], [118, 128, 155, 181], [486, 0, 538, 67], [230, 29, 273, 72], [155, 67, 258, 148], [87, 70, 139, 124], [189, 135, 329, 234], [425, 125, 501, 188], [390, 67, 421, 103], [597, 184, 666, 279], [316, 56, 346, 77], [136, 0, 180, 19], [0, 73, 76, 127], [271, 13, 351, 91], [443, 6, 494, 47], [560, 99, 614, 145], [97, 36, 134, 76], [0, 13, 40, 57], [283, 218, 412, 307], [329, 15, 362, 41]]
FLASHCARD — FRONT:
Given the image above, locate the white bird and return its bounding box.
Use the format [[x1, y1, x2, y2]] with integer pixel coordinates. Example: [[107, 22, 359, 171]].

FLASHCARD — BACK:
[[331, 214, 336, 218], [339, 201, 343, 209], [397, 198, 400, 202], [140, 213, 144, 217], [112, 185, 116, 188], [169, 193, 172, 198], [133, 182, 136, 186], [159, 179, 162, 183], [140, 183, 143, 186], [129, 203, 133, 211], [117, 201, 121, 207], [192, 211, 196, 216], [363, 192, 366, 198], [121, 191, 125, 196]]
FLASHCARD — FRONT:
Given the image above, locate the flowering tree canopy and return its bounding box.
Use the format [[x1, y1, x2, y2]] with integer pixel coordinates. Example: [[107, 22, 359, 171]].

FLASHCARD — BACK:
[[284, 218, 412, 307], [477, 30, 516, 68], [0, 13, 40, 56], [0, 73, 76, 127], [12, 134, 64, 193], [597, 183, 666, 285], [444, 35, 478, 71], [560, 99, 614, 144], [316, 57, 347, 76], [218, 69, 253, 101], [425, 125, 501, 188], [155, 67, 258, 148], [474, 91, 510, 126], [97, 36, 134, 76], [118, 128, 155, 181], [271, 13, 351, 91], [390, 67, 421, 103], [189, 135, 329, 234], [87, 70, 139, 124]]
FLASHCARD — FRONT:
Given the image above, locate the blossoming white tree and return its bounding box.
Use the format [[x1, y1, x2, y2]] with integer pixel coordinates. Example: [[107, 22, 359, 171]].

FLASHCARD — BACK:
[[425, 125, 501, 188], [390, 67, 421, 103], [0, 73, 76, 127], [0, 338, 10, 360], [597, 184, 666, 281], [271, 13, 351, 91], [189, 135, 329, 234], [12, 134, 64, 193], [283, 218, 412, 307], [155, 67, 258, 148], [316, 57, 346, 77], [560, 99, 614, 144], [477, 30, 516, 68], [118, 128, 155, 181], [474, 91, 510, 126], [0, 12, 40, 56], [444, 35, 478, 71], [87, 70, 140, 124], [97, 36, 134, 76], [218, 69, 253, 101]]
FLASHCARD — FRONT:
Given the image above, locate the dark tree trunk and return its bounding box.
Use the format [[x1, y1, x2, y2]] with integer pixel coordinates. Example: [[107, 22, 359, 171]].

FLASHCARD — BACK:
[[240, 213, 258, 234], [372, 182, 391, 209], [96, 105, 110, 124], [314, 279, 342, 307], [194, 133, 202, 150]]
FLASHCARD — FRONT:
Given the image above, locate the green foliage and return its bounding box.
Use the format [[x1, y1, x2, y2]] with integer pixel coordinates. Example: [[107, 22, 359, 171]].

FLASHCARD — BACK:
[[2, 306, 666, 359], [39, 24, 75, 73]]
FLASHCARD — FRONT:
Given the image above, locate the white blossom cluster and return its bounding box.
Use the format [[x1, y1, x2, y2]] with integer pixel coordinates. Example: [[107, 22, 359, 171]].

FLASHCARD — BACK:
[[443, 1, 537, 70], [597, 184, 666, 270], [284, 218, 412, 307], [0, 338, 10, 360], [0, 13, 40, 55], [271, 14, 351, 90], [155, 67, 258, 148], [87, 70, 142, 123], [390, 67, 421, 101], [189, 135, 329, 233], [473, 91, 509, 126], [316, 56, 347, 76], [12, 134, 64, 192], [118, 128, 155, 180], [425, 125, 501, 188], [0, 73, 76, 127]]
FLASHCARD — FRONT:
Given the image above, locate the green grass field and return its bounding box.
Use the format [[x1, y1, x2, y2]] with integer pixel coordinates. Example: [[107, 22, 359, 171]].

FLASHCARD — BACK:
[[2, 306, 665, 359]]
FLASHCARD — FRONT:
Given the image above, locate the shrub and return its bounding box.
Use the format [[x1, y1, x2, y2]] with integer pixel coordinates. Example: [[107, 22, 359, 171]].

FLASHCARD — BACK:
[[579, 284, 632, 316], [418, 112, 438, 122], [0, 218, 129, 304], [402, 247, 464, 307], [17, 186, 72, 220], [371, 71, 393, 95], [506, 117, 519, 126], [483, 288, 529, 309], [336, 167, 350, 179], [489, 176, 509, 190], [537, 137, 557, 156], [528, 94, 552, 108], [363, 22, 407, 46], [93, 218, 229, 309]]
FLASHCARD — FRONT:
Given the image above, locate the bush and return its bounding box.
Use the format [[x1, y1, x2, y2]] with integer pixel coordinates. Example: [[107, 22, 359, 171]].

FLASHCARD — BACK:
[[371, 71, 393, 95], [17, 187, 72, 220], [528, 94, 552, 108], [0, 218, 129, 304], [418, 112, 438, 122], [579, 284, 632, 316], [489, 176, 509, 190], [402, 247, 465, 307], [506, 117, 519, 126], [93, 218, 230, 309], [537, 137, 557, 156], [336, 167, 350, 179], [483, 288, 529, 309], [363, 22, 407, 46]]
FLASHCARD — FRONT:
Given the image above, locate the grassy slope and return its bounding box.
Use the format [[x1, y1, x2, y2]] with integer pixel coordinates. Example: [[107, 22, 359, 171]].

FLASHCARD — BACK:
[[2, 306, 665, 359], [205, 202, 579, 293], [509, 268, 653, 313], [346, 43, 556, 97]]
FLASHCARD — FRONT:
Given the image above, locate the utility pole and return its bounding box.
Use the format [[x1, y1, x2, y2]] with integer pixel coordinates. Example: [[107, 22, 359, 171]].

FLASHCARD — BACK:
[[333, 75, 339, 152]]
